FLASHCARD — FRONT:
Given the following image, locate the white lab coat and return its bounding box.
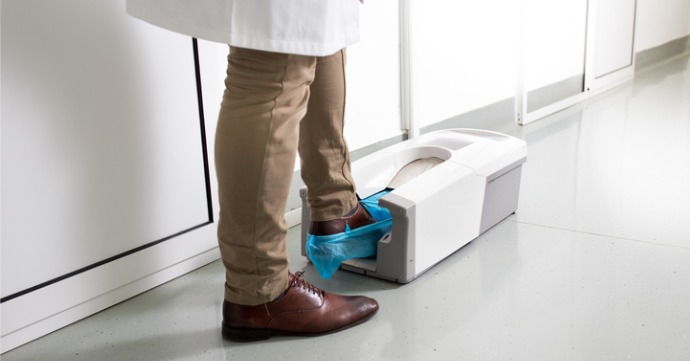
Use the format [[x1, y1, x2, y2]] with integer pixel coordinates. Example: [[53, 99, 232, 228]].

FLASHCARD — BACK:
[[126, 0, 360, 56]]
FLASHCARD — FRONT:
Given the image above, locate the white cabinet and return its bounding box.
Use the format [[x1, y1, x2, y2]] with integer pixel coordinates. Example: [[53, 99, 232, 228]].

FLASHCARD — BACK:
[[1, 0, 221, 351]]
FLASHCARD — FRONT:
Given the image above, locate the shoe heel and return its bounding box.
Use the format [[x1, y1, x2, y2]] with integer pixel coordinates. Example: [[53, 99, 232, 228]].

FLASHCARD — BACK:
[[222, 323, 272, 342]]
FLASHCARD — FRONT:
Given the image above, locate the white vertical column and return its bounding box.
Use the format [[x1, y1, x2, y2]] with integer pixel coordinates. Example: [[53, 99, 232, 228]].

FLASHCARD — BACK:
[[399, 0, 418, 138]]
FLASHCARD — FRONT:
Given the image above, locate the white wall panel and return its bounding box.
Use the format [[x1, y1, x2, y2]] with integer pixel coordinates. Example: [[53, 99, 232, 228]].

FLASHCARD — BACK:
[[408, 1, 521, 128], [523, 0, 588, 91], [635, 0, 690, 51], [345, 1, 402, 151], [594, 0, 637, 77]]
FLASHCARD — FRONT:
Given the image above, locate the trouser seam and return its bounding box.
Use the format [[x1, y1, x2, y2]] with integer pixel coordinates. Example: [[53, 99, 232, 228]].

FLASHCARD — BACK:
[[249, 56, 290, 304]]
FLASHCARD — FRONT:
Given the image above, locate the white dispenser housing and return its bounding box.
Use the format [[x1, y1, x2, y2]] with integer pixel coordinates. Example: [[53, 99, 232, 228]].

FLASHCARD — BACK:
[[301, 128, 527, 283]]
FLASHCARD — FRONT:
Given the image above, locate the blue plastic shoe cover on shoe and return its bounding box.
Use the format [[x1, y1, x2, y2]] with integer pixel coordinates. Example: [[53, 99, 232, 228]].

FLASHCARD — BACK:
[[306, 190, 393, 279]]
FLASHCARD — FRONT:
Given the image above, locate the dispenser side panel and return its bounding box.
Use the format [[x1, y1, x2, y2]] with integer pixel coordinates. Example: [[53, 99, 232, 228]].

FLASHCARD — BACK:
[[413, 174, 486, 274], [480, 166, 523, 234], [377, 195, 417, 283]]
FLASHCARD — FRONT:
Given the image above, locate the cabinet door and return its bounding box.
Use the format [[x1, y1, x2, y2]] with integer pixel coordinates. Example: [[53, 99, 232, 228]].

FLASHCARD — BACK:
[[579, 0, 639, 99], [1, 0, 218, 351], [590, 0, 638, 84]]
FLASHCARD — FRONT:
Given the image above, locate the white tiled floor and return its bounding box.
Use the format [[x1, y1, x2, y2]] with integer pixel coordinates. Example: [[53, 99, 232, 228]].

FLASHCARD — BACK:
[[5, 53, 690, 360]]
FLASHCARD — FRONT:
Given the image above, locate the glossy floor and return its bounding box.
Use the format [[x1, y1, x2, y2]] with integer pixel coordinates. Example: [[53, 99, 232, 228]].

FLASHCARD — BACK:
[[5, 53, 690, 360]]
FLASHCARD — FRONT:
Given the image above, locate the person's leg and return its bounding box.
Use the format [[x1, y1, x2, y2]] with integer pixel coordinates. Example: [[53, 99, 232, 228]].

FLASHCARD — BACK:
[[216, 47, 379, 342], [299, 49, 375, 235], [215, 47, 315, 305], [298, 49, 358, 221]]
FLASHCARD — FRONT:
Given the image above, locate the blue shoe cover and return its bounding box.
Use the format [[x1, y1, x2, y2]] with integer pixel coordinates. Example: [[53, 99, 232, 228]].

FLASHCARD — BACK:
[[306, 190, 392, 279]]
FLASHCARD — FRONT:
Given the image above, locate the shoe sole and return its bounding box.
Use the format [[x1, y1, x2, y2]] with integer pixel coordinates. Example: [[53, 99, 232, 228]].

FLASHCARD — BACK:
[[221, 310, 377, 342]]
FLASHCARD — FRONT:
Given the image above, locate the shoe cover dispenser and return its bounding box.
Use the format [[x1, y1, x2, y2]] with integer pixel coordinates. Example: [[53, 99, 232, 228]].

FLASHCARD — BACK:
[[305, 189, 394, 279], [301, 128, 527, 283]]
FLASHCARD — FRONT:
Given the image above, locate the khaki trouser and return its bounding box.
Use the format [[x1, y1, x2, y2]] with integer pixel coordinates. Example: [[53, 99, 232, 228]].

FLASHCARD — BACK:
[[215, 47, 358, 305]]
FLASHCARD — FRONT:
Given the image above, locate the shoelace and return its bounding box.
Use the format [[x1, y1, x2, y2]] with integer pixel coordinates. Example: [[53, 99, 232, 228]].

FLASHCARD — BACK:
[[290, 271, 322, 296]]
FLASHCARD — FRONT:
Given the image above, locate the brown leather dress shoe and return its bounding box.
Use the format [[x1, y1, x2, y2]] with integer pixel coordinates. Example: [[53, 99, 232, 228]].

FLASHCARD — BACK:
[[308, 202, 376, 236], [222, 272, 379, 341]]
